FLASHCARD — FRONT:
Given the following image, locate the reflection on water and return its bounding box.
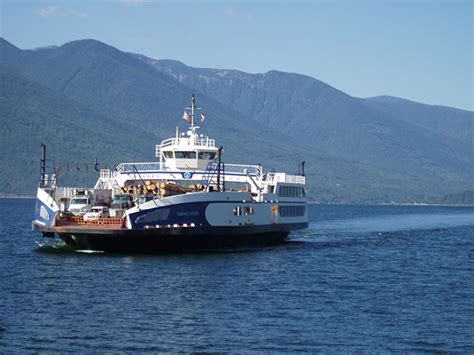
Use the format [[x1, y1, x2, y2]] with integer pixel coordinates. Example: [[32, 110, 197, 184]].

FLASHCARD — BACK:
[[76, 249, 105, 254]]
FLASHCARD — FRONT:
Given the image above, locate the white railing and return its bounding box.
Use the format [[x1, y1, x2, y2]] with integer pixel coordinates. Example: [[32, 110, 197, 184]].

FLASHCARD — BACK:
[[266, 172, 305, 185], [224, 163, 260, 176], [54, 187, 93, 201], [100, 169, 111, 178], [112, 162, 305, 186], [159, 136, 216, 149], [115, 162, 264, 177], [286, 174, 306, 184], [266, 173, 275, 183], [116, 162, 162, 172]]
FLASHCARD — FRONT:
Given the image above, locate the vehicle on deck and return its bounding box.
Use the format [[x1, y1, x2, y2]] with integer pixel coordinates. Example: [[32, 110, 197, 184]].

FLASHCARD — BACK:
[[83, 206, 110, 222], [68, 196, 92, 216]]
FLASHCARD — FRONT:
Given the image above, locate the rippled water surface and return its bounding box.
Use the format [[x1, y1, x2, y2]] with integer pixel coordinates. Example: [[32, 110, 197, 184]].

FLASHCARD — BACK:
[[1, 200, 473, 352]]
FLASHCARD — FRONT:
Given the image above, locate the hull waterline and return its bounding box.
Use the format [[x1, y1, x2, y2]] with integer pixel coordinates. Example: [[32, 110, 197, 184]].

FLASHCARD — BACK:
[[34, 221, 308, 253]]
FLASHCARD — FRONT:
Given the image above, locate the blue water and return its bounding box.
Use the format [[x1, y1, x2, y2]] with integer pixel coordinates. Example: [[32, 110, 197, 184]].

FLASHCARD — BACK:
[[1, 199, 473, 352]]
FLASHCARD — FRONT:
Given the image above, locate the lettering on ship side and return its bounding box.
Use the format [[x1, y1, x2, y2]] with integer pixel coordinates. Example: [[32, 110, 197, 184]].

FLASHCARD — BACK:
[[176, 211, 199, 217]]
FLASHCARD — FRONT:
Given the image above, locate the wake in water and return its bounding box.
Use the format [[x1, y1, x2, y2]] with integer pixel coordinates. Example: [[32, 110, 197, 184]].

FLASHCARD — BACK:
[[291, 212, 474, 242], [316, 212, 474, 233], [35, 239, 104, 254], [35, 239, 78, 254]]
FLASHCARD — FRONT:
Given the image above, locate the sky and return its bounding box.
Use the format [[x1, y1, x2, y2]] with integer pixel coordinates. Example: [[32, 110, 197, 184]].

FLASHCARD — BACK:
[[1, 0, 472, 111]]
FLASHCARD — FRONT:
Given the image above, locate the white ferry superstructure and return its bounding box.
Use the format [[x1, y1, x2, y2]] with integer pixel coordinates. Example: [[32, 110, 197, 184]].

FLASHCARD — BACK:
[[33, 95, 308, 252]]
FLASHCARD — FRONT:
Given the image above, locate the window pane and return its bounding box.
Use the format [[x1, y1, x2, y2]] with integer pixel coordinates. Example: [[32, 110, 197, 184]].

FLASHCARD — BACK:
[[176, 151, 196, 159]]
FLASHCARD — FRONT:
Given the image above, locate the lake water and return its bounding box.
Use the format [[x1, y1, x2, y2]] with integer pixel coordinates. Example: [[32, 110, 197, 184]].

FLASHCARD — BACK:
[[1, 199, 473, 352]]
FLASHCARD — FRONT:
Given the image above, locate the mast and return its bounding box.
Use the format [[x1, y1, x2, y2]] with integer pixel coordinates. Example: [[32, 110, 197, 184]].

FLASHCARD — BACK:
[[186, 93, 201, 134], [191, 93, 195, 128]]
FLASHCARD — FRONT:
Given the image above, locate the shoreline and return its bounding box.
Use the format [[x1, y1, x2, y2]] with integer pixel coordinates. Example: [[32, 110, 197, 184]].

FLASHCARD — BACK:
[[307, 201, 474, 207], [0, 195, 35, 199]]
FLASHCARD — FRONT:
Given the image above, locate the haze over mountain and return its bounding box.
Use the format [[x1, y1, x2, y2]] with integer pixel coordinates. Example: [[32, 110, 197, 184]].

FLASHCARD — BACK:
[[1, 37, 472, 202]]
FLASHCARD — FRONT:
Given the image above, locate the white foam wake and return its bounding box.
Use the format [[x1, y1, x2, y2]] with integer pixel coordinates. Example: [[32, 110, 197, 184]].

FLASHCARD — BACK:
[[311, 212, 474, 234]]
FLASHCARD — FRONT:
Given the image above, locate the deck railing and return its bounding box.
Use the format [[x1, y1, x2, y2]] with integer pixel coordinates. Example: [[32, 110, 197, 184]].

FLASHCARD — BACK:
[[222, 163, 260, 176], [54, 187, 93, 200], [116, 162, 162, 172], [115, 162, 260, 175], [159, 136, 216, 148], [266, 173, 305, 185]]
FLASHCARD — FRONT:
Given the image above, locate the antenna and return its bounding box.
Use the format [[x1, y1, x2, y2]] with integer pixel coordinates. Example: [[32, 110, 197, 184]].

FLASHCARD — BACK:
[[191, 93, 195, 128], [186, 93, 201, 133]]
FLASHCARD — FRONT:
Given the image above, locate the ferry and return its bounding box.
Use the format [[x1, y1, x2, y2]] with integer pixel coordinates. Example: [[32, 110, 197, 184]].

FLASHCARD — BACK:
[[32, 95, 308, 252]]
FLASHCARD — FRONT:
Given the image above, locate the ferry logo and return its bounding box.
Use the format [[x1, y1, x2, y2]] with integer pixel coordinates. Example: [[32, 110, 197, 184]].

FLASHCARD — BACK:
[[182, 172, 193, 179]]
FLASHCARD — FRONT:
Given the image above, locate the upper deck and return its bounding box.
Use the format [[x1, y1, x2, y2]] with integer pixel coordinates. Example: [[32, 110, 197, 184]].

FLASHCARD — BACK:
[[158, 135, 216, 151], [93, 92, 306, 198], [59, 94, 306, 203]]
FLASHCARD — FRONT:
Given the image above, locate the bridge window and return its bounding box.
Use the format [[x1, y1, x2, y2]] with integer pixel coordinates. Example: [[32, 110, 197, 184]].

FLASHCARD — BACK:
[[279, 205, 305, 217], [278, 186, 306, 198], [163, 151, 173, 159], [175, 151, 196, 159], [199, 152, 217, 160]]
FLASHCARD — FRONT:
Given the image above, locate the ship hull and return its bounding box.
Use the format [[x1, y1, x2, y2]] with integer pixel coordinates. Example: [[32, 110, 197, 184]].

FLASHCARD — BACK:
[[34, 222, 307, 253]]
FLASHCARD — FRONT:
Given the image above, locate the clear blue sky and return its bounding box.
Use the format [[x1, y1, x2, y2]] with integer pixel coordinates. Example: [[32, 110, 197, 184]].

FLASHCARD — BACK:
[[1, 0, 472, 110]]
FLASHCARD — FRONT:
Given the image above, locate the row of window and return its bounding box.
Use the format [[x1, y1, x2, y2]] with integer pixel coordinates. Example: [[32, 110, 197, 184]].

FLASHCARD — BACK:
[[278, 185, 306, 198], [279, 205, 306, 217], [163, 151, 217, 160], [233, 205, 306, 217], [233, 206, 255, 216]]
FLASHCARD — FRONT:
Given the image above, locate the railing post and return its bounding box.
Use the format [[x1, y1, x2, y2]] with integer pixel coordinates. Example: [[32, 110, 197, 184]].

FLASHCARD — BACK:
[[217, 147, 223, 192], [222, 163, 225, 192]]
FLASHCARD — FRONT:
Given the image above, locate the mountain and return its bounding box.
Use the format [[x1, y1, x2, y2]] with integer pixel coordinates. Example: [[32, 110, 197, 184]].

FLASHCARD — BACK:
[[133, 56, 473, 192], [0, 38, 310, 157], [0, 38, 383, 201], [365, 95, 472, 145], [0, 69, 158, 192], [1, 37, 472, 202]]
